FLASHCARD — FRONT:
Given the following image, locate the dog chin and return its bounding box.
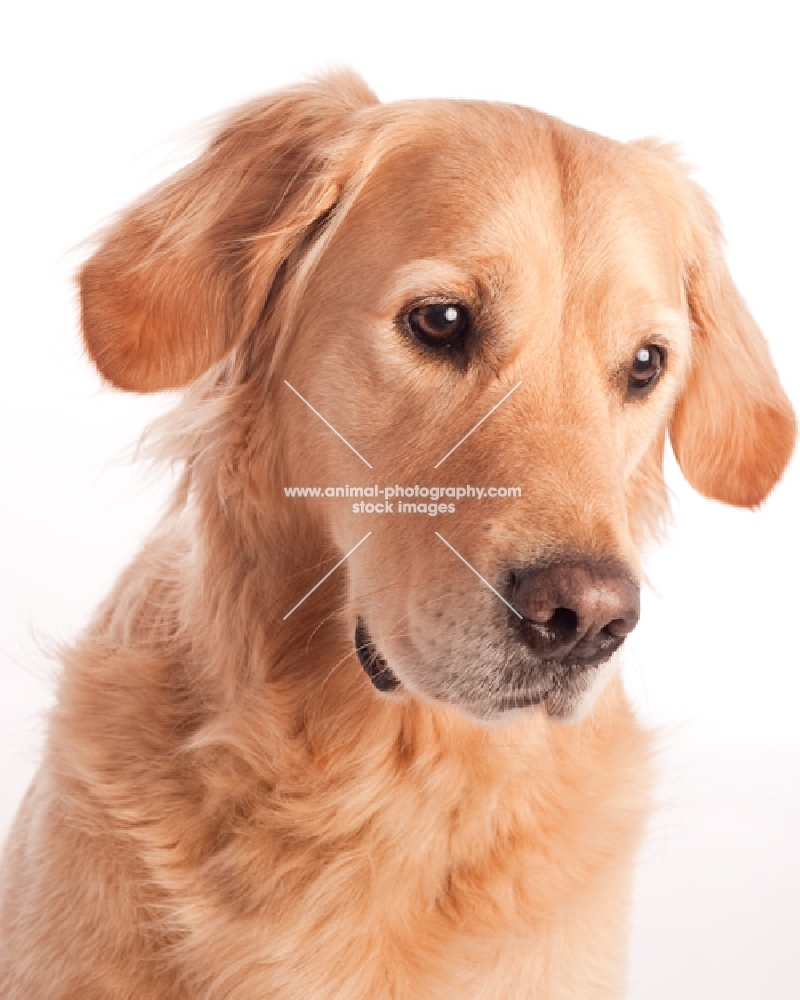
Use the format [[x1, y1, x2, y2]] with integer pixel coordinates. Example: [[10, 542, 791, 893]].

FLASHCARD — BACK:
[[424, 657, 619, 727], [444, 687, 586, 725], [356, 619, 620, 725], [543, 658, 619, 723], [388, 676, 602, 727]]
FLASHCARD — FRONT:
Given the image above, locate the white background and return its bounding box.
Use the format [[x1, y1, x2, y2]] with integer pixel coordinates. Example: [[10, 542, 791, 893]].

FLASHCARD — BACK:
[[1, 2, 798, 997]]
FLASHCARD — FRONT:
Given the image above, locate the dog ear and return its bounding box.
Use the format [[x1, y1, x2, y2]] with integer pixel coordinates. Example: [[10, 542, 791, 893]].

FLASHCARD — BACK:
[[638, 142, 796, 507], [79, 71, 378, 392], [672, 185, 796, 507]]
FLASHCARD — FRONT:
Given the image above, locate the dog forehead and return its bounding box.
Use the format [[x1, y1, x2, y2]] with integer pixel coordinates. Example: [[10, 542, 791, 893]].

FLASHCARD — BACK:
[[349, 102, 564, 252], [333, 103, 680, 307]]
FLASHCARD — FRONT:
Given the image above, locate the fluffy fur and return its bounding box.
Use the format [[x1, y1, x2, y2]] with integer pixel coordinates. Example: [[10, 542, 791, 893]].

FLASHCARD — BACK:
[[0, 72, 794, 999]]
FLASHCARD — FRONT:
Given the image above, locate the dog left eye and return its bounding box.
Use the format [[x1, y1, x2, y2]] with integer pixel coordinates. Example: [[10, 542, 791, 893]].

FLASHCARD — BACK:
[[627, 343, 665, 395], [405, 302, 471, 350]]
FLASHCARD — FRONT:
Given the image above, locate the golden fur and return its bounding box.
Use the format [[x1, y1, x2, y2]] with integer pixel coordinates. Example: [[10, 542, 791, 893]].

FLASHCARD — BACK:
[[0, 72, 795, 999]]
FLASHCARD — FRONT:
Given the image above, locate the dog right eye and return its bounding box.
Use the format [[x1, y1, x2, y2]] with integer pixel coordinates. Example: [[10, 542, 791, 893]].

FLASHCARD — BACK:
[[404, 302, 471, 351]]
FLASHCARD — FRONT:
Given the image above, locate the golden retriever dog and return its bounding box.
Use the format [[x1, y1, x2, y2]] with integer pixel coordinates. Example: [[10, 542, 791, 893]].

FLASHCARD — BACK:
[[0, 71, 795, 999]]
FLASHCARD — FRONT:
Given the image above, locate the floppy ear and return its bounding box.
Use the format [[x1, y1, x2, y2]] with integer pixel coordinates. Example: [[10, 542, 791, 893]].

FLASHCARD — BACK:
[[641, 145, 796, 507], [79, 71, 378, 392]]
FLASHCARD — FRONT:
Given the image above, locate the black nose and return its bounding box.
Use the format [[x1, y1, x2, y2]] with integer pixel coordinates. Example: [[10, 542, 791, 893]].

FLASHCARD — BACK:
[[510, 560, 640, 666]]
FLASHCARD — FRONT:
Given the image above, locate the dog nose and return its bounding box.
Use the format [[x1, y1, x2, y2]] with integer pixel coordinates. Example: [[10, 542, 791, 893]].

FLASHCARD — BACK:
[[510, 560, 639, 664]]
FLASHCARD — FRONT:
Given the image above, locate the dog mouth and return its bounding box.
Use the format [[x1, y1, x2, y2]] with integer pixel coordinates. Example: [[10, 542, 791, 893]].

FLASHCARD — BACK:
[[472, 691, 546, 711], [354, 617, 608, 716], [355, 617, 401, 692]]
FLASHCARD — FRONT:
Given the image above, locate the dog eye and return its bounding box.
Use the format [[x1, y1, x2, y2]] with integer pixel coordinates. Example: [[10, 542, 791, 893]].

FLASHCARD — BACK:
[[627, 344, 665, 396], [405, 302, 471, 350]]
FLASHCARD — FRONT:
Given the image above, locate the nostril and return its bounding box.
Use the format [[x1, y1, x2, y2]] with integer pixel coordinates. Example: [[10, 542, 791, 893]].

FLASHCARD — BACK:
[[604, 618, 632, 639], [518, 606, 579, 656], [547, 607, 579, 641]]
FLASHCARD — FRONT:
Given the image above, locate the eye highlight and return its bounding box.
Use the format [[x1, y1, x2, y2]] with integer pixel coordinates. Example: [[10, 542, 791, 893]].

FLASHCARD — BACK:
[[627, 343, 666, 396], [404, 302, 471, 351]]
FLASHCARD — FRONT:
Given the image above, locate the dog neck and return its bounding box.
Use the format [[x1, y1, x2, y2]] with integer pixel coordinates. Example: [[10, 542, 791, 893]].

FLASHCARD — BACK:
[[56, 476, 649, 941]]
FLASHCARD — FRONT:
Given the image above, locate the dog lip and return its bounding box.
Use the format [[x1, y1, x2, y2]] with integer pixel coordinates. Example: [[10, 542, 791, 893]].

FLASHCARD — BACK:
[[483, 691, 546, 711], [522, 643, 620, 672], [558, 649, 617, 669], [355, 617, 401, 692]]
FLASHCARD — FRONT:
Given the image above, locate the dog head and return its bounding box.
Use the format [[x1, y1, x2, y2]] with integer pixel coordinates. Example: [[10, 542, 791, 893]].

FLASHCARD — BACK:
[[80, 72, 795, 723]]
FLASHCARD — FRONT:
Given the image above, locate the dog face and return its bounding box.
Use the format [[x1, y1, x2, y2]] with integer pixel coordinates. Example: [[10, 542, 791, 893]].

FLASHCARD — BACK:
[[79, 73, 795, 723]]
